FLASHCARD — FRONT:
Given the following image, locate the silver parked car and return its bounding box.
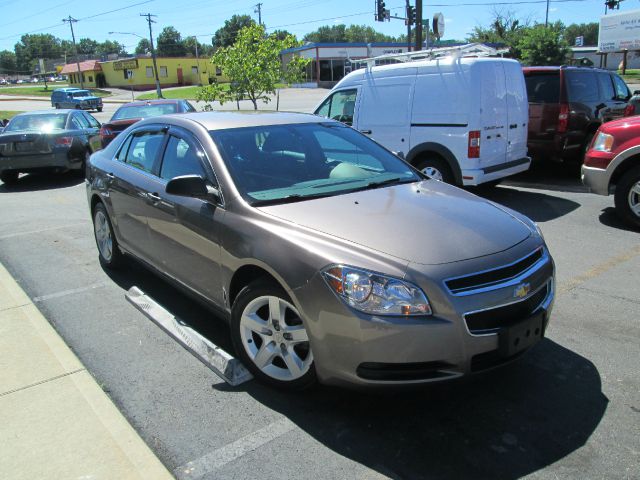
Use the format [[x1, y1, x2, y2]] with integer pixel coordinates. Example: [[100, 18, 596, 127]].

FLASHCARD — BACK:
[[86, 112, 555, 389]]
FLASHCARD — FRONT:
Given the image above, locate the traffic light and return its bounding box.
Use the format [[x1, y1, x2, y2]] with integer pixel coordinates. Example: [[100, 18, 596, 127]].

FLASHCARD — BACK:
[[376, 0, 386, 22], [406, 5, 415, 25]]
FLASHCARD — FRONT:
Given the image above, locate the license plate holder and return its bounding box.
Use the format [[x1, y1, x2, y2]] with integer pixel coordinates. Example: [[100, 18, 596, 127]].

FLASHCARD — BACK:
[[15, 142, 34, 152], [498, 312, 544, 357]]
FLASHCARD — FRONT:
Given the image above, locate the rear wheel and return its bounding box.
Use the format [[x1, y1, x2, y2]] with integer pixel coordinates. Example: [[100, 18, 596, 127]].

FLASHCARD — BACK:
[[415, 156, 454, 184], [231, 280, 316, 390], [0, 171, 18, 185], [54, 103, 60, 109], [97, 106, 103, 112], [614, 166, 640, 229], [92, 202, 124, 268]]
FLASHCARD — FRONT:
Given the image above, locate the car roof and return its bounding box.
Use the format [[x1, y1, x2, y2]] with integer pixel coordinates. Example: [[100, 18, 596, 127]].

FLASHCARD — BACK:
[[54, 87, 82, 92], [13, 110, 74, 116], [118, 99, 186, 107], [156, 111, 327, 131], [523, 66, 611, 73]]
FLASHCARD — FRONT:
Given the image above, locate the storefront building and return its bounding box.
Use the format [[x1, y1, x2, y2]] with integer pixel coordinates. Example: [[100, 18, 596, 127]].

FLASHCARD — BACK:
[[60, 60, 103, 88], [281, 42, 410, 88]]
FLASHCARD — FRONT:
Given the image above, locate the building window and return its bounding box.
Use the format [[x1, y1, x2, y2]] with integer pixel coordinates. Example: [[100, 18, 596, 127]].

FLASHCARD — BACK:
[[146, 66, 154, 78], [319, 60, 331, 81], [191, 66, 198, 75], [215, 67, 222, 76], [159, 66, 168, 77], [88, 75, 93, 82]]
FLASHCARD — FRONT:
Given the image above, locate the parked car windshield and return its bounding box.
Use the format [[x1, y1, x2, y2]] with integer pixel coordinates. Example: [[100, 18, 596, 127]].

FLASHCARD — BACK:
[[112, 104, 179, 120], [4, 113, 67, 132], [211, 122, 421, 206], [72, 90, 91, 98]]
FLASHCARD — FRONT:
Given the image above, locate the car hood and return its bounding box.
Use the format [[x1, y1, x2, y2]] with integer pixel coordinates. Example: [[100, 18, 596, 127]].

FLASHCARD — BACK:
[[258, 180, 531, 265]]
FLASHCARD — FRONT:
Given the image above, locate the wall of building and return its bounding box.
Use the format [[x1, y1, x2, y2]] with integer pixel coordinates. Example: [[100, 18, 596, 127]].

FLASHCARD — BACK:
[[67, 71, 99, 88]]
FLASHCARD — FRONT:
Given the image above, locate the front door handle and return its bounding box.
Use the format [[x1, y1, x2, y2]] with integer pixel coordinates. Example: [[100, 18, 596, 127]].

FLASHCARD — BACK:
[[509, 124, 518, 129], [147, 192, 161, 202], [360, 129, 372, 135]]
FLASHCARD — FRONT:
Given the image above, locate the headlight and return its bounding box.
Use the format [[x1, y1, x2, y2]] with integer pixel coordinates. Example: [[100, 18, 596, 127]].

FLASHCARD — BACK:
[[591, 132, 614, 152], [533, 221, 545, 241], [322, 265, 432, 316]]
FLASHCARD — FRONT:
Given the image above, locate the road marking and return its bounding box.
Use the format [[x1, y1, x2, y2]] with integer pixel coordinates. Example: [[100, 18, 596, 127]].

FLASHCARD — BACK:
[[0, 222, 87, 240], [558, 245, 640, 295], [33, 281, 109, 303], [174, 417, 296, 479]]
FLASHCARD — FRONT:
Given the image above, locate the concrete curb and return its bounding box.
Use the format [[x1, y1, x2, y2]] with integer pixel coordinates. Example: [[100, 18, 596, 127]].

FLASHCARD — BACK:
[[0, 262, 174, 479]]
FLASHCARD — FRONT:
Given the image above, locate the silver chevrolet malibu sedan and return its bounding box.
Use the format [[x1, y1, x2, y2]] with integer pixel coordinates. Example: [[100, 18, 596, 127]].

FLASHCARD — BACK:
[[86, 112, 555, 389]]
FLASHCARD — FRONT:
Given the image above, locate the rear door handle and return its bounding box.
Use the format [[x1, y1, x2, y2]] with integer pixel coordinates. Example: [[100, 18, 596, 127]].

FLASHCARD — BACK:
[[147, 192, 161, 202], [359, 129, 372, 135], [509, 124, 518, 129]]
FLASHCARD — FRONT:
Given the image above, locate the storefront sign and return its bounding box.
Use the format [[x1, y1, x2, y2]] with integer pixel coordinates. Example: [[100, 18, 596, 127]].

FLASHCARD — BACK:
[[113, 59, 139, 70], [599, 9, 640, 52]]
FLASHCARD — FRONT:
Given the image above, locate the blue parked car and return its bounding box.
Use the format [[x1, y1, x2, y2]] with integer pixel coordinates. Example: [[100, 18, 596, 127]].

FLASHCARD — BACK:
[[51, 88, 103, 112]]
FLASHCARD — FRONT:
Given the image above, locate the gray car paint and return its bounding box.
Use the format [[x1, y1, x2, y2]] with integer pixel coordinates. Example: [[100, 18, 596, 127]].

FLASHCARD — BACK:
[[86, 112, 555, 387]]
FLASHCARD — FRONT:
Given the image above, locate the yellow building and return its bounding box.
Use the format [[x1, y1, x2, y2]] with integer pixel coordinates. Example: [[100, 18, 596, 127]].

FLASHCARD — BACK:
[[63, 56, 226, 90]]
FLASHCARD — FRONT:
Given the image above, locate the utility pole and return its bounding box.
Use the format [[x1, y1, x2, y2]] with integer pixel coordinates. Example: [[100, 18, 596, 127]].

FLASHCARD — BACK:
[[254, 3, 263, 26], [193, 37, 201, 86], [415, 0, 422, 51], [545, 0, 550, 26], [62, 16, 84, 89], [141, 13, 163, 98]]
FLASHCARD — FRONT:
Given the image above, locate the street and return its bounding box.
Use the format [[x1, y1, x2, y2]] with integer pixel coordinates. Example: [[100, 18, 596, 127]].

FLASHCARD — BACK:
[[0, 156, 638, 479]]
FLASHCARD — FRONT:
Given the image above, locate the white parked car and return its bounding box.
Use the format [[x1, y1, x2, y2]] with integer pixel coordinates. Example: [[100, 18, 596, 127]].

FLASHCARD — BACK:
[[314, 47, 531, 186]]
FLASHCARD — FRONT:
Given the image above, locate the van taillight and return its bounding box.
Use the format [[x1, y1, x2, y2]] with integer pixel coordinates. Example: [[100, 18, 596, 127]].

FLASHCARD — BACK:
[[557, 104, 569, 133], [468, 130, 480, 158], [624, 104, 635, 117]]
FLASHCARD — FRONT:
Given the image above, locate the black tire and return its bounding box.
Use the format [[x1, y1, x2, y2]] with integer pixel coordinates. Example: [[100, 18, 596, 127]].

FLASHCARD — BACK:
[[231, 280, 316, 390], [415, 156, 454, 184], [97, 106, 103, 112], [75, 105, 81, 110], [54, 103, 60, 109], [0, 171, 18, 185], [78, 150, 90, 178], [614, 165, 640, 230], [92, 202, 125, 269]]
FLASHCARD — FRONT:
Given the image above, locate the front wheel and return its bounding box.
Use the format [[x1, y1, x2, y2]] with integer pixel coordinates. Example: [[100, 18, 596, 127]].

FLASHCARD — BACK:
[[415, 157, 454, 184], [614, 165, 640, 229], [231, 280, 316, 390], [54, 103, 60, 109], [93, 203, 125, 268], [0, 171, 19, 185], [97, 106, 103, 112]]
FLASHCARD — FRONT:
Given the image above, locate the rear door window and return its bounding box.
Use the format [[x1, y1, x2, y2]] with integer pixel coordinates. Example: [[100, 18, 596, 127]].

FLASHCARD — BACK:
[[565, 71, 599, 103], [123, 131, 166, 174], [597, 73, 615, 100], [524, 73, 560, 103], [612, 74, 630, 100]]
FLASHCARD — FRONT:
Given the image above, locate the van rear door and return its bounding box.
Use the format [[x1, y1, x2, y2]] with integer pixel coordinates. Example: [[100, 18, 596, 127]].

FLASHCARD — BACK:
[[502, 61, 529, 163], [477, 61, 508, 168], [355, 70, 415, 157]]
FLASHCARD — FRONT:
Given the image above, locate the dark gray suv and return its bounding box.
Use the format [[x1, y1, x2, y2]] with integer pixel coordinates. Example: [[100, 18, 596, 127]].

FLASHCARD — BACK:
[[86, 112, 555, 389]]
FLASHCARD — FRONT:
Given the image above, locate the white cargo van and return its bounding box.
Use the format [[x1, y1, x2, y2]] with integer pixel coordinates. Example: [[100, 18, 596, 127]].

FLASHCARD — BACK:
[[313, 48, 530, 186]]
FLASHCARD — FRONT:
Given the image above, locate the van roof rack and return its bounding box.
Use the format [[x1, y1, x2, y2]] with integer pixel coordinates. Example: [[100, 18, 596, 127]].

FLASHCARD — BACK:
[[359, 43, 509, 68]]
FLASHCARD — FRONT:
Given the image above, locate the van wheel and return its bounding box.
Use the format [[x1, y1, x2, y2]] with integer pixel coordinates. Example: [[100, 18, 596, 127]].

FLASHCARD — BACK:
[[614, 166, 640, 230], [415, 157, 454, 184]]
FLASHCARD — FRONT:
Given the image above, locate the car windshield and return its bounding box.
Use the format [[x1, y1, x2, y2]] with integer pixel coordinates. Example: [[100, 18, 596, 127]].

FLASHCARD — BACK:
[[72, 90, 91, 98], [112, 104, 179, 120], [4, 113, 67, 133], [210, 122, 421, 206]]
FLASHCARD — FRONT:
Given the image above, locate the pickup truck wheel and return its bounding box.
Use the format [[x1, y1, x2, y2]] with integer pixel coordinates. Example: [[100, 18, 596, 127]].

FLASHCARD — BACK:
[[54, 103, 60, 109], [75, 105, 81, 110], [415, 157, 454, 184], [97, 106, 103, 112], [614, 165, 640, 229], [0, 171, 19, 186], [231, 280, 316, 390]]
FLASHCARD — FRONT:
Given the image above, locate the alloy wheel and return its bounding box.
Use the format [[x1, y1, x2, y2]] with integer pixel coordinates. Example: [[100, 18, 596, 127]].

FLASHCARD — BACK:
[[94, 210, 113, 262], [239, 295, 313, 381], [628, 179, 640, 219]]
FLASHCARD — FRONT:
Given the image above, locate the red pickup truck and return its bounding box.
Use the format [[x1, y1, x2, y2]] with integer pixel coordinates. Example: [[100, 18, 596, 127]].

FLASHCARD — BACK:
[[582, 116, 640, 229]]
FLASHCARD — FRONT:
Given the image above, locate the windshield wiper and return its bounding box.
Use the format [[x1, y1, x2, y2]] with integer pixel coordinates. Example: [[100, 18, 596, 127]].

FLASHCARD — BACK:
[[349, 177, 416, 193], [251, 192, 333, 207]]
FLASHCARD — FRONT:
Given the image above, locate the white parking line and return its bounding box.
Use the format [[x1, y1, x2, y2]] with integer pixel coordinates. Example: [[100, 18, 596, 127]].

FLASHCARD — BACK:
[[0, 223, 87, 240], [33, 281, 109, 303], [174, 417, 296, 479]]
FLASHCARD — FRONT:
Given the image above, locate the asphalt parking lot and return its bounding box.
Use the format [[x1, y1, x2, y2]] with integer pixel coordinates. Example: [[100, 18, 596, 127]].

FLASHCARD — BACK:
[[0, 158, 638, 479]]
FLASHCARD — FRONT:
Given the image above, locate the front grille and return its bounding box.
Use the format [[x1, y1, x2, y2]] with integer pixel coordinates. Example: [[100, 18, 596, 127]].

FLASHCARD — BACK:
[[356, 361, 455, 381], [464, 282, 549, 334], [445, 248, 544, 295]]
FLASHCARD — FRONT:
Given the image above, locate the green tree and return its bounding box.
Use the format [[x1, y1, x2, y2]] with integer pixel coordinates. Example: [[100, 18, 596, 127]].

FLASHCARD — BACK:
[[157, 26, 187, 57], [135, 38, 151, 55], [271, 29, 293, 42], [212, 15, 255, 48], [77, 38, 98, 55], [0, 50, 17, 75], [14, 34, 64, 73], [467, 10, 530, 58], [518, 24, 570, 66], [198, 24, 309, 110], [183, 37, 213, 58], [563, 22, 598, 46], [97, 40, 126, 56]]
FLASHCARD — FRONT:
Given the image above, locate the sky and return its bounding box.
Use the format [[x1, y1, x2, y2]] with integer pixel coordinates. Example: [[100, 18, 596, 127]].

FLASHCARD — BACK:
[[0, 0, 631, 53]]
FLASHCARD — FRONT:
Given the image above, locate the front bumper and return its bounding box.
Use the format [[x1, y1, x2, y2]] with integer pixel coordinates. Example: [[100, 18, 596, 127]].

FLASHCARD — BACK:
[[293, 237, 555, 387], [581, 165, 610, 196], [0, 151, 80, 174]]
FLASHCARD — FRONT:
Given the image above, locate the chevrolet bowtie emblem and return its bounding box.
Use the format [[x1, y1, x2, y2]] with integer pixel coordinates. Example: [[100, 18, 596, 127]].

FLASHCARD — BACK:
[[514, 283, 531, 299]]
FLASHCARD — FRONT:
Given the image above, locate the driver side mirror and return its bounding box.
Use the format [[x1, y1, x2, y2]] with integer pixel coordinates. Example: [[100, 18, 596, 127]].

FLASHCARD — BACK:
[[166, 175, 221, 203]]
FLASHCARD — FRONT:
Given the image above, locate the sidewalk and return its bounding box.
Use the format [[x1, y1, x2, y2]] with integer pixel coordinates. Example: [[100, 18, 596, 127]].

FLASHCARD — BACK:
[[0, 262, 173, 480]]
